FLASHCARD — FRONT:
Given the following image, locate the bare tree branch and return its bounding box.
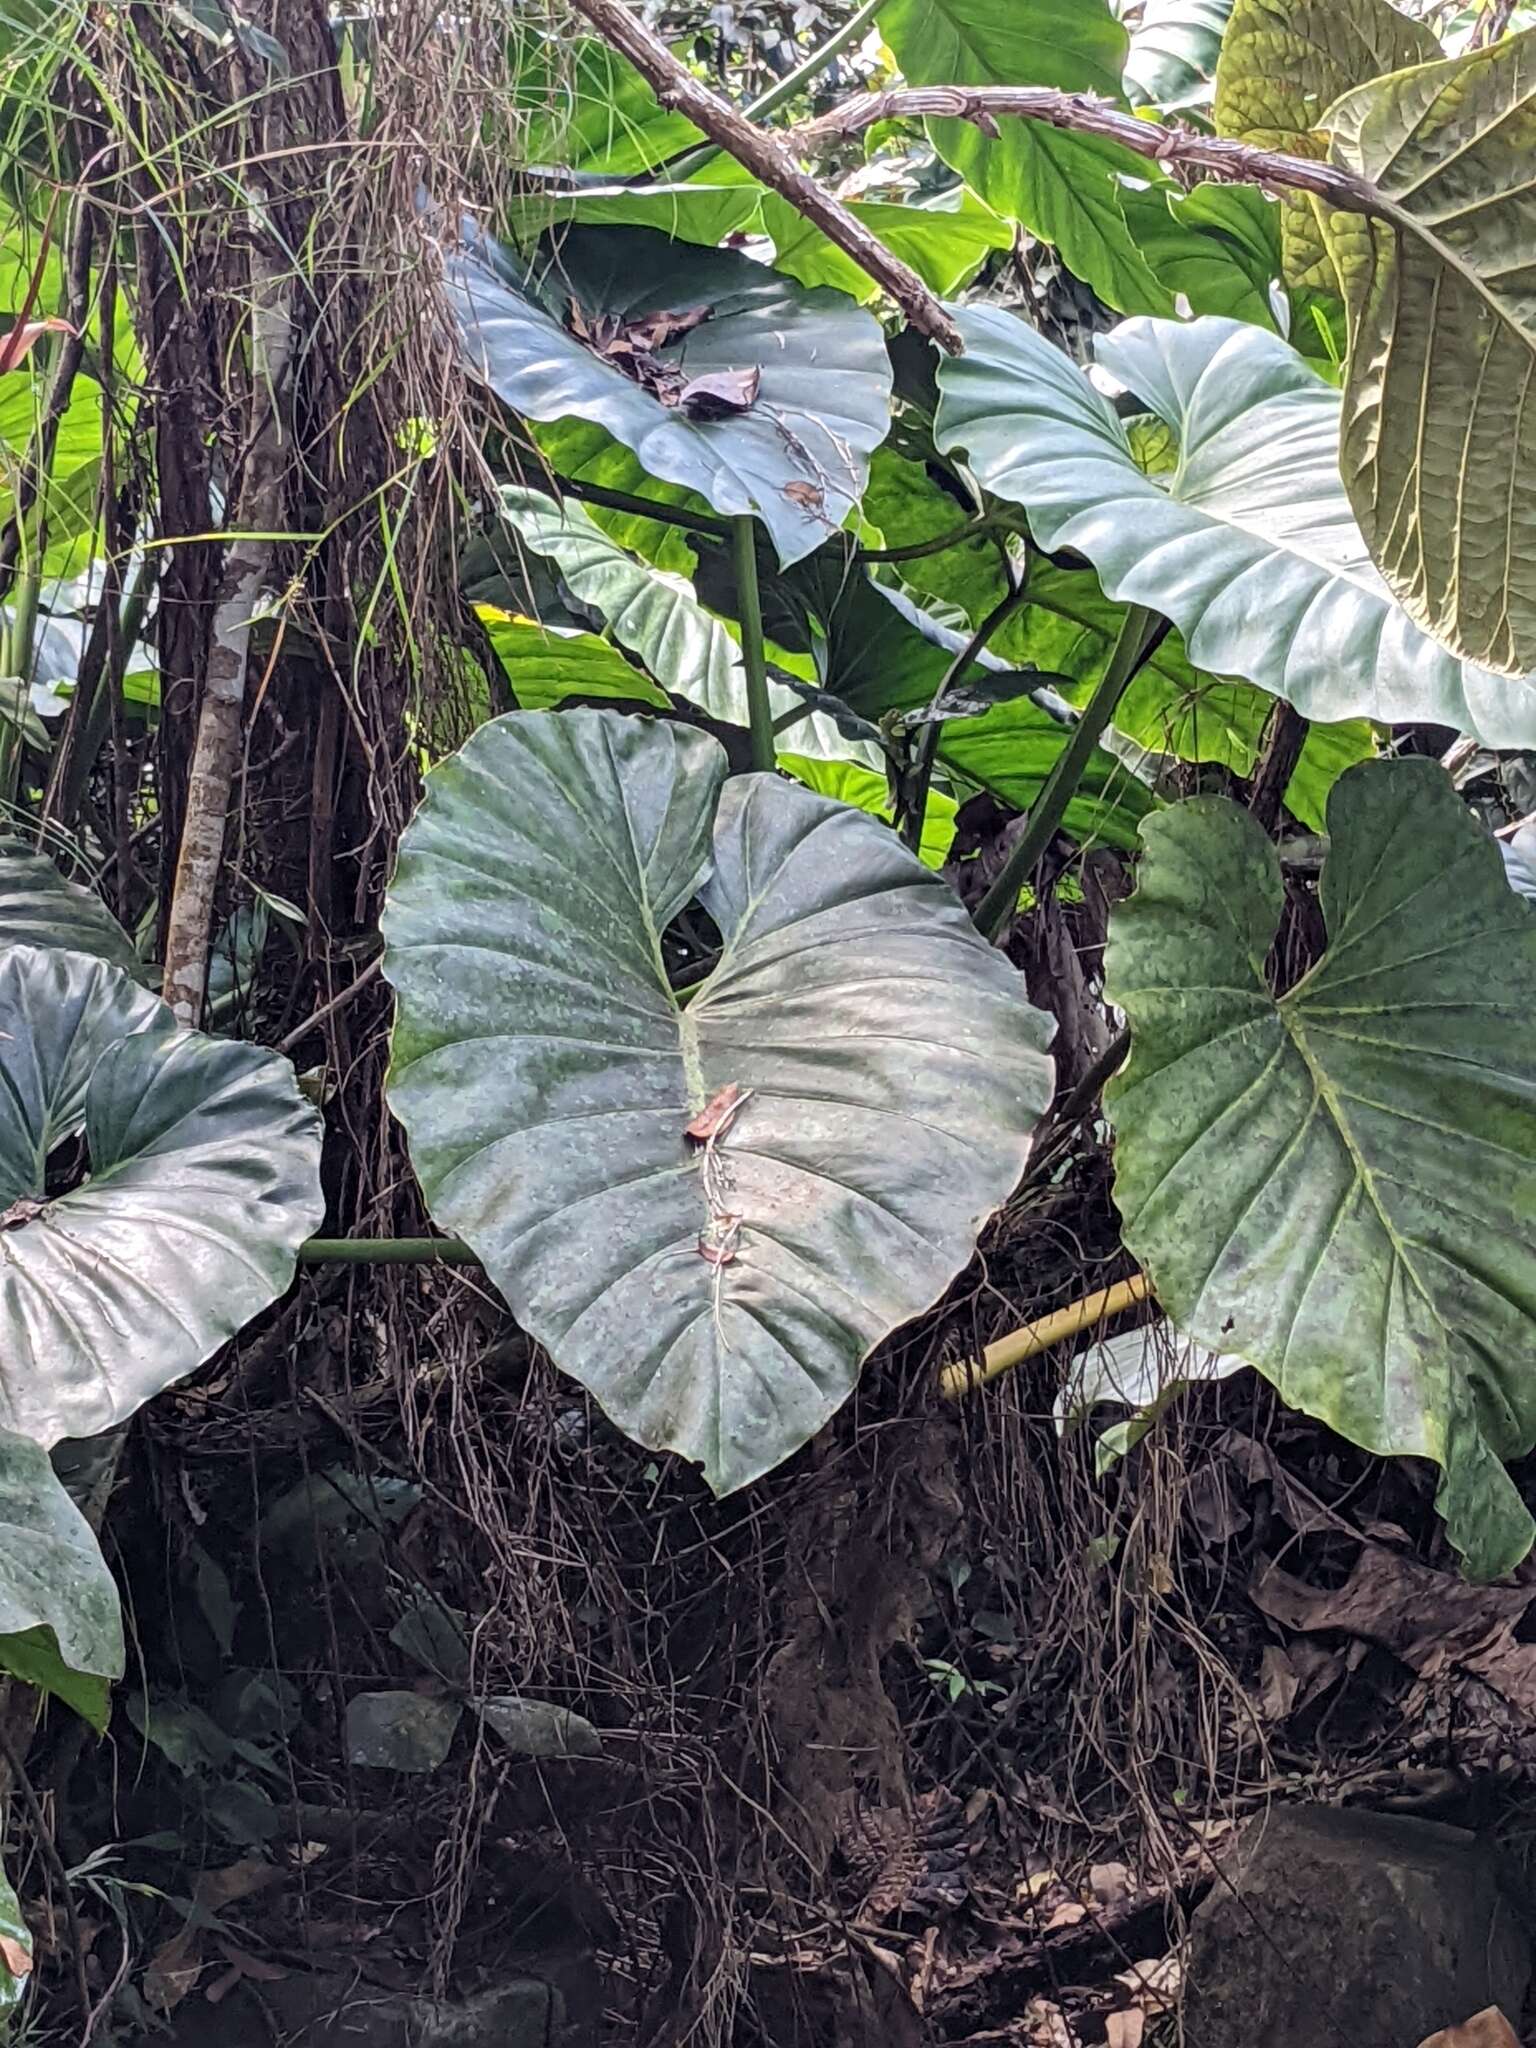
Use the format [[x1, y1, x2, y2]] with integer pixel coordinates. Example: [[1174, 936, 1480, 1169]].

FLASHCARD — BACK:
[[561, 0, 966, 353], [792, 87, 1394, 221]]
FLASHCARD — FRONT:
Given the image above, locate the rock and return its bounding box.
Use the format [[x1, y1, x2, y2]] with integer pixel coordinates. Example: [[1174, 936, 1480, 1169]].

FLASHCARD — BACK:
[[1184, 1804, 1529, 2048]]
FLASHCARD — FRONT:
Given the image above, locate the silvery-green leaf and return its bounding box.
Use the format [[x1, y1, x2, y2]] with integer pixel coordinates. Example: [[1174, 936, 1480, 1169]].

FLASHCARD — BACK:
[[495, 490, 872, 763], [0, 838, 137, 968], [346, 1691, 462, 1772], [0, 1429, 122, 1728], [1055, 1322, 1246, 1472], [0, 947, 324, 1445], [477, 1696, 602, 1758], [444, 224, 892, 567], [934, 310, 1536, 743], [383, 710, 1054, 1493]]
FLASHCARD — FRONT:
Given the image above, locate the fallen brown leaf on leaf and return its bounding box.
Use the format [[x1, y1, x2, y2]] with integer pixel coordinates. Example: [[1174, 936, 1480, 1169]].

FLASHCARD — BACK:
[[1417, 2007, 1520, 2048], [1043, 1900, 1089, 1931], [0, 1934, 29, 1980], [678, 366, 761, 420]]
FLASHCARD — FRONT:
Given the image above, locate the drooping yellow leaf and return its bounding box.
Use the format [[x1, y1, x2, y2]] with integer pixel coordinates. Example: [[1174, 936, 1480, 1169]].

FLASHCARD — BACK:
[[1212, 0, 1438, 287], [1321, 32, 1536, 677]]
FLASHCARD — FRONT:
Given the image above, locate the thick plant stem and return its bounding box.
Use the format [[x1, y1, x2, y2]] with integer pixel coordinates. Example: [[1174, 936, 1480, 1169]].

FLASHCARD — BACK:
[[300, 1236, 480, 1265], [795, 87, 1398, 224], [562, 0, 963, 352], [733, 515, 775, 774], [664, 0, 889, 179], [550, 474, 731, 539], [940, 1273, 1152, 1400], [974, 605, 1164, 944], [160, 200, 291, 1026]]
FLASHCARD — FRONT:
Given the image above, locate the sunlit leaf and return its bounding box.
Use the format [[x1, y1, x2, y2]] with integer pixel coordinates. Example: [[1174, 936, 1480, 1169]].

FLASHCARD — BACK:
[[1213, 0, 1438, 286], [1322, 33, 1536, 677]]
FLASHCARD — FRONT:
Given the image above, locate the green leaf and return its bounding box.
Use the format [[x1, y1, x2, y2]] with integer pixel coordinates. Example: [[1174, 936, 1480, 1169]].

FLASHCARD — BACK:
[[1213, 0, 1439, 287], [0, 1430, 122, 1729], [879, 0, 1174, 313], [503, 183, 762, 251], [0, 837, 137, 967], [444, 224, 893, 567], [762, 191, 1012, 302], [0, 947, 324, 1445], [1321, 33, 1536, 679], [383, 710, 1054, 1493], [0, 1854, 29, 2018], [494, 491, 860, 760], [1120, 182, 1283, 330], [509, 28, 701, 176], [476, 1696, 602, 1758], [780, 753, 959, 868], [934, 309, 1536, 743], [1106, 758, 1536, 1579], [1124, 0, 1234, 108], [477, 612, 668, 712], [345, 1691, 462, 1772]]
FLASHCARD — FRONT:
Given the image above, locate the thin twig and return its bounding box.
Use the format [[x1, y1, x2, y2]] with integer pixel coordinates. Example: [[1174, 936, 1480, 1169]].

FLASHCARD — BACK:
[[792, 88, 1397, 223], [561, 0, 965, 353], [276, 953, 384, 1055]]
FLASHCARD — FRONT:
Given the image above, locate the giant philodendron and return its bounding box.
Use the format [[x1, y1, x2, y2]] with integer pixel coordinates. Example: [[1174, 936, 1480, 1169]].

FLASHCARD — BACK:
[[933, 310, 1536, 745], [441, 222, 893, 568], [0, 945, 324, 1445], [1105, 758, 1536, 1579], [383, 710, 1055, 1492]]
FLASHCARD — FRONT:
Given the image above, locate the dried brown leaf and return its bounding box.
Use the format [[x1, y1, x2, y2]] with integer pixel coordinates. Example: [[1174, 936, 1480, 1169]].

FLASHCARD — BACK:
[[1418, 2010, 1521, 2048], [678, 366, 761, 420], [1106, 2012, 1145, 2048]]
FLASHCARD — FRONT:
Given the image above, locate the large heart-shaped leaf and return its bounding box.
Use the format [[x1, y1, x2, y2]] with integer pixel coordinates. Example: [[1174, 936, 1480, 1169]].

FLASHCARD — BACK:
[[1322, 34, 1536, 679], [878, 0, 1175, 314], [1106, 758, 1536, 1578], [383, 710, 1054, 1493], [443, 224, 892, 567], [495, 490, 867, 762], [762, 191, 1012, 303], [477, 613, 668, 712], [1213, 0, 1438, 287], [934, 309, 1536, 743], [0, 947, 324, 1445], [0, 1428, 122, 1728]]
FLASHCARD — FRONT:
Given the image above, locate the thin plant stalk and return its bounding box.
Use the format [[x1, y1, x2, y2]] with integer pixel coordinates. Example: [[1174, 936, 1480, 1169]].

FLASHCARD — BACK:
[[898, 579, 1029, 850], [974, 604, 1164, 943], [733, 514, 775, 773]]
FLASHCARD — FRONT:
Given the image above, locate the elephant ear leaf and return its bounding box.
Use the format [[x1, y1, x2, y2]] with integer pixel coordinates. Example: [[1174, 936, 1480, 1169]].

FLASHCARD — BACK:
[[933, 308, 1536, 744], [0, 948, 325, 1446], [1321, 31, 1536, 678], [1213, 0, 1438, 287], [442, 223, 892, 568], [1105, 758, 1536, 1580], [382, 709, 1055, 1494]]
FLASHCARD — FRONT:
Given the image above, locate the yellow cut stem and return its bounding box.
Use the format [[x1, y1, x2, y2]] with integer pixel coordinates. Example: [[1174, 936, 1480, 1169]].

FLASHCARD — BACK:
[[939, 1273, 1152, 1402]]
